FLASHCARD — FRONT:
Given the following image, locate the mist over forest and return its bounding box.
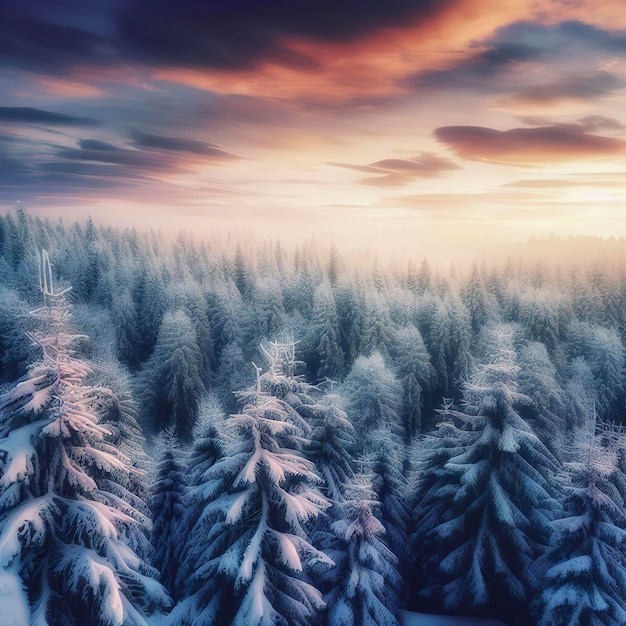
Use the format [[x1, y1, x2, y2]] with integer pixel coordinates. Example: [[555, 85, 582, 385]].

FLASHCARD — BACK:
[[2, 207, 626, 625]]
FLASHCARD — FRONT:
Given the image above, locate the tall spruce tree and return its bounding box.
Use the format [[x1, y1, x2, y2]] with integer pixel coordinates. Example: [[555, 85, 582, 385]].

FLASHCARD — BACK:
[[148, 428, 187, 601], [412, 325, 560, 623], [173, 359, 330, 626], [532, 420, 626, 626], [0, 250, 170, 625], [313, 476, 402, 626]]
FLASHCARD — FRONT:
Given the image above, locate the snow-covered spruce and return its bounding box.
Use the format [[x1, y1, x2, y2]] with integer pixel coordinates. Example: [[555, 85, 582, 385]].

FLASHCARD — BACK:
[[172, 363, 331, 626], [412, 324, 560, 623], [339, 351, 402, 449], [148, 428, 187, 601], [365, 425, 412, 568], [88, 357, 153, 560], [532, 420, 626, 625], [258, 339, 357, 505], [138, 308, 206, 441], [304, 394, 356, 505], [176, 395, 225, 591], [0, 250, 170, 625], [313, 476, 402, 626]]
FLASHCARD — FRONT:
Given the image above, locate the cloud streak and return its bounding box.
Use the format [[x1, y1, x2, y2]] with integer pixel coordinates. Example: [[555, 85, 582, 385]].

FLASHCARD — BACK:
[[434, 123, 626, 165], [331, 153, 460, 186], [0, 107, 98, 126], [131, 132, 240, 159]]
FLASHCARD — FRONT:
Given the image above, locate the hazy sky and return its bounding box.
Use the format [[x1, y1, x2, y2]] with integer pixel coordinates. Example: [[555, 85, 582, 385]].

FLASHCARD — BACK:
[[2, 0, 626, 260]]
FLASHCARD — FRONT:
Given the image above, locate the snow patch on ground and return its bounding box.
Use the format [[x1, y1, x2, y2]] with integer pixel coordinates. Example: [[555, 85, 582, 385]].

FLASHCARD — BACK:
[[0, 569, 30, 626], [401, 610, 507, 625]]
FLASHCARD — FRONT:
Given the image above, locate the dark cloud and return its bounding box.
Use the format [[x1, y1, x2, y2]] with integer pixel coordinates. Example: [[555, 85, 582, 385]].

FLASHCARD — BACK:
[[0, 0, 457, 75], [0, 4, 110, 73], [117, 0, 455, 71], [507, 72, 622, 105], [0, 129, 242, 201], [131, 131, 240, 159], [434, 123, 626, 165], [404, 20, 626, 96], [331, 153, 460, 186], [56, 142, 172, 169], [405, 42, 543, 93], [0, 107, 98, 126]]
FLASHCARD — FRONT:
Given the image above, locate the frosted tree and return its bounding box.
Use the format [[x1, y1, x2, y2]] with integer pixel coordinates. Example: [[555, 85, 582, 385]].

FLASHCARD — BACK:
[[176, 395, 226, 589], [365, 425, 412, 565], [517, 341, 566, 448], [186, 394, 226, 488], [173, 363, 330, 626], [533, 420, 626, 625], [409, 399, 476, 607], [305, 395, 356, 504], [148, 429, 187, 600], [0, 250, 170, 625], [139, 308, 206, 440], [340, 352, 402, 448], [88, 357, 153, 559], [112, 287, 143, 370], [413, 325, 560, 622], [309, 281, 344, 382], [314, 476, 402, 626], [390, 324, 436, 437], [215, 340, 255, 411], [462, 263, 491, 334]]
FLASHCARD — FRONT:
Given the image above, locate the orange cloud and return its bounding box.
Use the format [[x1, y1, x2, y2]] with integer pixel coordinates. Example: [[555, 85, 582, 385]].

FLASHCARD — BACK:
[[35, 77, 104, 99], [152, 0, 554, 102]]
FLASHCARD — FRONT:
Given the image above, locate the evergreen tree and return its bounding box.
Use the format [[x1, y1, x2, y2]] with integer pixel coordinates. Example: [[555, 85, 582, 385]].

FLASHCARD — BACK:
[[533, 421, 626, 625], [390, 324, 436, 438], [149, 429, 187, 600], [306, 395, 356, 504], [340, 352, 402, 448], [174, 364, 330, 626], [139, 309, 206, 441], [412, 325, 560, 623], [177, 395, 226, 589], [314, 477, 402, 626], [365, 426, 411, 566], [309, 282, 344, 383], [0, 250, 170, 625]]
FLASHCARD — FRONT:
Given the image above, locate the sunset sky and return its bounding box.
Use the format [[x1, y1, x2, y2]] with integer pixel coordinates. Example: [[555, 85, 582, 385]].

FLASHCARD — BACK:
[[3, 0, 626, 259]]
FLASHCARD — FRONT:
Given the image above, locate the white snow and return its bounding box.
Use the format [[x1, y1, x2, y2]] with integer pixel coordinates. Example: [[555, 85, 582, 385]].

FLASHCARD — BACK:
[[0, 567, 30, 626]]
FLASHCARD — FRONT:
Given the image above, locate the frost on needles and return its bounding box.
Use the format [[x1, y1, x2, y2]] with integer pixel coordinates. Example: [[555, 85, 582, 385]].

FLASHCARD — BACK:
[[0, 250, 170, 625]]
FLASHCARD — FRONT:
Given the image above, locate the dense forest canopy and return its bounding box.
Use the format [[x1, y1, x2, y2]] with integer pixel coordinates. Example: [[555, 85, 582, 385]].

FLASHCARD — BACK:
[[2, 207, 626, 625]]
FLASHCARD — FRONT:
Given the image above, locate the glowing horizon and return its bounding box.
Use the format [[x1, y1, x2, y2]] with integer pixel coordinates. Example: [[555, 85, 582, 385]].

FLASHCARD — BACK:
[[2, 0, 626, 260]]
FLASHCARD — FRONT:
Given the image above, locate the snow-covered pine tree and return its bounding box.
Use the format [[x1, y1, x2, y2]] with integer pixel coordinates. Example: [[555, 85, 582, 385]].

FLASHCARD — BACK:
[[339, 352, 402, 449], [173, 363, 331, 626], [390, 324, 436, 438], [532, 419, 626, 626], [409, 399, 476, 608], [305, 394, 356, 504], [176, 395, 225, 590], [314, 476, 402, 626], [88, 357, 153, 560], [139, 308, 206, 441], [309, 282, 344, 383], [0, 249, 170, 625], [412, 324, 560, 623], [364, 425, 411, 567], [148, 428, 187, 600]]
